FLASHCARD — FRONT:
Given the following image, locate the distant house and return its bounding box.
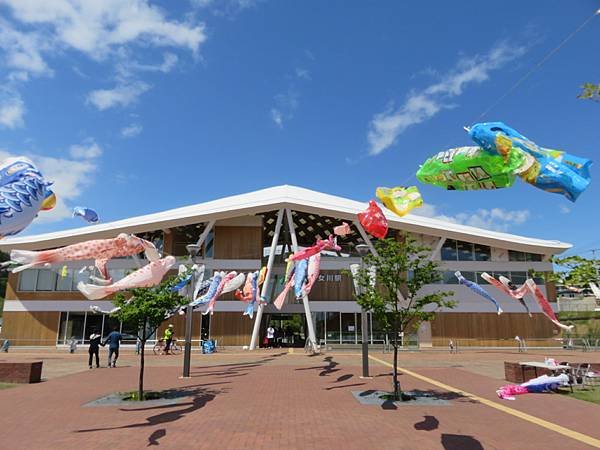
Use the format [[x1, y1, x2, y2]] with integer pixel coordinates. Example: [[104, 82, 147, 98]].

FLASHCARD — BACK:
[[0, 185, 568, 348]]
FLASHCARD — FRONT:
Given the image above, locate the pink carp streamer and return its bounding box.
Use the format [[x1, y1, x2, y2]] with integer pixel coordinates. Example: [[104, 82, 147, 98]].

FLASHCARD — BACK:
[[497, 374, 569, 400], [11, 233, 159, 280], [303, 254, 321, 295], [525, 280, 574, 331], [333, 222, 352, 237], [203, 271, 240, 315], [288, 235, 341, 261], [77, 256, 176, 300], [481, 272, 532, 317]]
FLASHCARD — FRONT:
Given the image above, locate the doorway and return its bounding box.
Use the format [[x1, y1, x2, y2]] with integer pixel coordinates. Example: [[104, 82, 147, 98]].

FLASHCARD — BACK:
[[264, 314, 306, 348]]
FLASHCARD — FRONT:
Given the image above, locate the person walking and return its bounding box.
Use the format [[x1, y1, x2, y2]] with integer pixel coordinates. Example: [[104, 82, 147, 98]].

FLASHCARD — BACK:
[[103, 326, 122, 368], [88, 330, 101, 369], [163, 324, 174, 355], [266, 325, 275, 349]]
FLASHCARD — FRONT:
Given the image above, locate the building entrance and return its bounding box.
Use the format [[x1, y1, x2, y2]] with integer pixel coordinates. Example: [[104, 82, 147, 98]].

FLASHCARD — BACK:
[[263, 314, 307, 348]]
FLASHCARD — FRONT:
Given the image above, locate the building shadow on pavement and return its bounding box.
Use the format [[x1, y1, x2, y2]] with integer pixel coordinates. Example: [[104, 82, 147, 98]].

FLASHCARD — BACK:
[[76, 386, 223, 434], [441, 433, 484, 450]]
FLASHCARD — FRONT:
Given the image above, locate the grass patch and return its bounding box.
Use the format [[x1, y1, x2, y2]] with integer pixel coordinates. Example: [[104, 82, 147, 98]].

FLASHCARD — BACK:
[[0, 382, 17, 390], [120, 390, 166, 401], [559, 387, 600, 405]]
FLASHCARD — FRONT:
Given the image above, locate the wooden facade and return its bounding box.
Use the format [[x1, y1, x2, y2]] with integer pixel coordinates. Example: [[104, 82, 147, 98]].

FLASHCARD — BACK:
[[209, 312, 253, 346], [1, 311, 60, 346], [214, 226, 262, 259], [430, 312, 560, 347]]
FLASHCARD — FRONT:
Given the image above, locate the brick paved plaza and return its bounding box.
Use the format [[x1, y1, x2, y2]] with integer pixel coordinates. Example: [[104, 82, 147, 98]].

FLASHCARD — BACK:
[[0, 348, 599, 450]]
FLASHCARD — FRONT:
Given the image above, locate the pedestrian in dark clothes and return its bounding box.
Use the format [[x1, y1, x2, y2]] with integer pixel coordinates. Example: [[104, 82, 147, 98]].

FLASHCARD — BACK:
[[88, 330, 101, 369], [103, 327, 122, 368]]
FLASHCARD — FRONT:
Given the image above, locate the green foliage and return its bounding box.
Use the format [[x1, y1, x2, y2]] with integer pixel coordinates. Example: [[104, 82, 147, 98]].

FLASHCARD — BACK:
[[578, 83, 600, 101], [349, 236, 455, 401], [110, 273, 189, 401], [352, 236, 456, 335], [111, 275, 188, 341], [546, 255, 600, 287]]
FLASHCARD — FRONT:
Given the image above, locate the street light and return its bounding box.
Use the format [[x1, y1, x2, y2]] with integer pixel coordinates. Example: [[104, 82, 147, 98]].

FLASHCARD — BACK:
[[355, 243, 371, 379], [182, 244, 201, 378]]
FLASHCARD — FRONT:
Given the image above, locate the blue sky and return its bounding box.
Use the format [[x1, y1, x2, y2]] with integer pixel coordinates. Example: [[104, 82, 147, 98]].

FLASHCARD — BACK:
[[0, 0, 598, 256]]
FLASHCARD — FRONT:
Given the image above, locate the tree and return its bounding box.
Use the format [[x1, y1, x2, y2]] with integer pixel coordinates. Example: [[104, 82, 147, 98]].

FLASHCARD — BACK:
[[578, 83, 600, 101], [111, 276, 188, 400], [544, 255, 600, 287], [351, 236, 455, 401]]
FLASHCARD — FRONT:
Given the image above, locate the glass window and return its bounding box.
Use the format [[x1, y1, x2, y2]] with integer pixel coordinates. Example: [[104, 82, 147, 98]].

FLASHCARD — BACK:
[[325, 312, 340, 344], [121, 320, 141, 345], [493, 271, 510, 281], [341, 313, 356, 344], [442, 271, 459, 284], [103, 316, 121, 339], [508, 250, 526, 262], [58, 312, 69, 344], [108, 269, 126, 282], [441, 239, 457, 261], [456, 240, 474, 261], [18, 269, 38, 291], [315, 312, 325, 344], [474, 244, 491, 261], [527, 253, 542, 262], [510, 271, 527, 285], [72, 269, 90, 290], [84, 313, 103, 343], [461, 271, 476, 282], [56, 269, 74, 291], [476, 272, 489, 285], [64, 312, 85, 344], [36, 269, 57, 291]]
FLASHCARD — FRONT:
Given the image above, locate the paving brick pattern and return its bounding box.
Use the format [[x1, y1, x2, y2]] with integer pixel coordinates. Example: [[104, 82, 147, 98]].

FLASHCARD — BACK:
[[0, 350, 598, 449]]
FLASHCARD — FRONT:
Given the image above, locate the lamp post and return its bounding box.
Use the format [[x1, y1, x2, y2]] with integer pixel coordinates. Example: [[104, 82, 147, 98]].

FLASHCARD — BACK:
[[182, 244, 201, 378], [356, 244, 371, 379]]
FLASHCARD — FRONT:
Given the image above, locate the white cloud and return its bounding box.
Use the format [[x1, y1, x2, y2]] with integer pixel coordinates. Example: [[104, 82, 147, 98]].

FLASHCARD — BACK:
[[367, 42, 527, 155], [0, 20, 52, 76], [270, 90, 299, 128], [270, 108, 283, 128], [191, 0, 260, 16], [87, 81, 150, 110], [559, 205, 571, 214], [414, 204, 530, 232], [0, 147, 99, 223], [0, 0, 206, 57], [0, 95, 25, 128], [69, 139, 103, 159], [0, 0, 207, 123], [121, 123, 143, 138], [295, 67, 311, 80]]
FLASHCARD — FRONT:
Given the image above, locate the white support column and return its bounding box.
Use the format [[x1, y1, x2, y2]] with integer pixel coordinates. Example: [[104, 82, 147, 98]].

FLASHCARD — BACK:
[[286, 208, 318, 352], [196, 220, 216, 248], [353, 220, 378, 257], [429, 237, 446, 261], [354, 219, 405, 302], [249, 209, 284, 350]]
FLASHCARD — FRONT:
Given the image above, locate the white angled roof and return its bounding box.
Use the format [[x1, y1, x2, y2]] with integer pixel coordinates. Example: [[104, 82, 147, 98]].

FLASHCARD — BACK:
[[0, 185, 570, 254]]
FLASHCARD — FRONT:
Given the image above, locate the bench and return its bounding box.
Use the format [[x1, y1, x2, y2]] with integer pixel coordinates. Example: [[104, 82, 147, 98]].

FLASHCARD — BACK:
[[0, 361, 43, 383]]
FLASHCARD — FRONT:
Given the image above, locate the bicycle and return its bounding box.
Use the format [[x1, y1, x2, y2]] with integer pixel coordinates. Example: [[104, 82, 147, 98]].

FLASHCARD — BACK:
[[153, 338, 181, 355]]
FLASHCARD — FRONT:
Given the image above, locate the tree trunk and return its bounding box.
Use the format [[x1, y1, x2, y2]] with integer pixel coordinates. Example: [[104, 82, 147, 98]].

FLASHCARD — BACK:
[[392, 333, 401, 401], [138, 339, 145, 401]]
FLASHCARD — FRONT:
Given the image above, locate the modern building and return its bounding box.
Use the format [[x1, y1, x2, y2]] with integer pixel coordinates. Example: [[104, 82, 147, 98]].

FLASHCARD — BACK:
[[0, 185, 569, 348]]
